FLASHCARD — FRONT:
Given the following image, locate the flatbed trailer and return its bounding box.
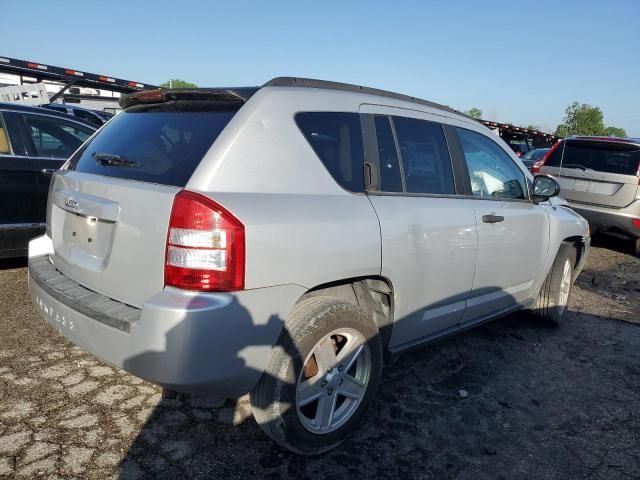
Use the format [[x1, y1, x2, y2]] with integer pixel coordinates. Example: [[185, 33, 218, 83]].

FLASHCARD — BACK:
[[0, 55, 156, 111]]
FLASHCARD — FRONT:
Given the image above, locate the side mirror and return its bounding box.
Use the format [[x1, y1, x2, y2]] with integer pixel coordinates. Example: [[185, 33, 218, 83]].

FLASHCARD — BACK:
[[532, 175, 561, 204]]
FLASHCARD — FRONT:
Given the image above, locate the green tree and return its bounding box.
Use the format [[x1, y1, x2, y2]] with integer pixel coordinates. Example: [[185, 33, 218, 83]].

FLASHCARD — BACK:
[[603, 126, 627, 137], [554, 102, 627, 138], [464, 107, 483, 119], [555, 124, 570, 138], [527, 124, 541, 132], [556, 102, 605, 137], [160, 79, 198, 88]]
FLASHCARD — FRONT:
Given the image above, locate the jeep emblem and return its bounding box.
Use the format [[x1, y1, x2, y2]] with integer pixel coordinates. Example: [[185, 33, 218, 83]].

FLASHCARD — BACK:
[[64, 198, 79, 210]]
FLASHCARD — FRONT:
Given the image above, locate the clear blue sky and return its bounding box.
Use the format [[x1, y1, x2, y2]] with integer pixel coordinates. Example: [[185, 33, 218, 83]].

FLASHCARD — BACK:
[[6, 0, 639, 135]]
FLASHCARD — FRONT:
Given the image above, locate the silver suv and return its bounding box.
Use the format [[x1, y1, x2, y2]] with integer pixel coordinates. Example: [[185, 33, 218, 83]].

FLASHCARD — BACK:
[[28, 78, 590, 454], [537, 136, 640, 256]]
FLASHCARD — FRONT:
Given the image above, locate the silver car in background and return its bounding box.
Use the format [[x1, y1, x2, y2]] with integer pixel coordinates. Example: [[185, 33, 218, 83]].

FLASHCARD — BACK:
[[28, 78, 590, 454], [537, 136, 640, 256]]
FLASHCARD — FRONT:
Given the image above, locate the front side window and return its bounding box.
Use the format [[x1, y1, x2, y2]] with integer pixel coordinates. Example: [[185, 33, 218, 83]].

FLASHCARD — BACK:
[[392, 116, 455, 194], [21, 113, 94, 158], [296, 112, 364, 192], [457, 128, 527, 200]]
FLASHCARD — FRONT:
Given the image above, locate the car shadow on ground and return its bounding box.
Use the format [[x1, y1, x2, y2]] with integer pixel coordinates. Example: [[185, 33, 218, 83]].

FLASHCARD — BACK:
[[117, 300, 640, 479], [590, 232, 636, 257], [0, 257, 27, 271]]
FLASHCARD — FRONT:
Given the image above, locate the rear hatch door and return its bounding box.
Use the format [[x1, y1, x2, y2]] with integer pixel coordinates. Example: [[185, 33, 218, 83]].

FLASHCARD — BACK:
[[48, 96, 245, 307], [542, 139, 640, 208]]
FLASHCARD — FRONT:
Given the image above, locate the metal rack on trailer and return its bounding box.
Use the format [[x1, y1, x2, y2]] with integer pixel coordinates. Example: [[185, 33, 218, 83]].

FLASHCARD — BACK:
[[0, 55, 156, 103], [480, 119, 558, 151]]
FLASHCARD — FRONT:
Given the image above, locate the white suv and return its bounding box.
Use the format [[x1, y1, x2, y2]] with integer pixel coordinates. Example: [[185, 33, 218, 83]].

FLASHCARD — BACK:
[[28, 78, 590, 454]]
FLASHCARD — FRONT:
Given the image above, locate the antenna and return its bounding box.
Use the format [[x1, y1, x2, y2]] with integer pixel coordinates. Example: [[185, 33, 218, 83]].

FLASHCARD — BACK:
[[558, 136, 567, 179]]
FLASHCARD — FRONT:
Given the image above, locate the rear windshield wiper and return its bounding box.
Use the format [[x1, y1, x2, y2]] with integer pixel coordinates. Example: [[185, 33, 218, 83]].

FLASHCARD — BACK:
[[92, 152, 142, 168]]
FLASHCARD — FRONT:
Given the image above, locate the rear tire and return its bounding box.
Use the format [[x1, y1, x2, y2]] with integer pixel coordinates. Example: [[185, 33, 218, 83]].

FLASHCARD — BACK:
[[250, 296, 382, 455], [534, 243, 577, 324]]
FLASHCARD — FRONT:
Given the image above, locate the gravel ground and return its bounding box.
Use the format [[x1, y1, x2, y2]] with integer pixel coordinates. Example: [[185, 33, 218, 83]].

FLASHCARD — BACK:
[[0, 236, 639, 479]]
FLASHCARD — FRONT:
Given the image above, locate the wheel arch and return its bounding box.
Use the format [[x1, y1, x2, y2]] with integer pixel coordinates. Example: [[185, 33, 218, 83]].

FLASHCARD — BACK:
[[299, 276, 395, 352], [562, 235, 587, 271]]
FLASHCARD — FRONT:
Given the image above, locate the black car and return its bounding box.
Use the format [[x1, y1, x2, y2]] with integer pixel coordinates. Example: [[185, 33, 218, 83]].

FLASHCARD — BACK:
[[44, 103, 114, 126], [520, 148, 550, 171], [0, 103, 96, 258]]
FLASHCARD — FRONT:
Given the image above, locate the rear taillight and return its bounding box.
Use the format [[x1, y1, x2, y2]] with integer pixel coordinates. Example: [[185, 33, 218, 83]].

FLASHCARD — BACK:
[[532, 141, 562, 174], [165, 190, 245, 291], [632, 219, 640, 229]]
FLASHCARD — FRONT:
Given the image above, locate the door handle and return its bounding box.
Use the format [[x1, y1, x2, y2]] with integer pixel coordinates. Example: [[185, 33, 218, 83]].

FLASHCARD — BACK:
[[482, 214, 504, 224], [41, 168, 56, 176]]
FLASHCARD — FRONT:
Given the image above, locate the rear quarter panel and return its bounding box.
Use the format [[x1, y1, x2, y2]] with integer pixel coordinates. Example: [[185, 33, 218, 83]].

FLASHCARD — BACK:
[[187, 87, 383, 290]]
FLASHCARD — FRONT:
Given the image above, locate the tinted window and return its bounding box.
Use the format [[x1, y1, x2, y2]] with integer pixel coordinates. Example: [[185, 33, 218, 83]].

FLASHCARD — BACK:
[[73, 108, 103, 126], [522, 148, 549, 160], [374, 115, 402, 192], [68, 110, 236, 187], [392, 116, 454, 194], [22, 113, 94, 158], [457, 128, 527, 200], [546, 140, 640, 175], [296, 112, 364, 192]]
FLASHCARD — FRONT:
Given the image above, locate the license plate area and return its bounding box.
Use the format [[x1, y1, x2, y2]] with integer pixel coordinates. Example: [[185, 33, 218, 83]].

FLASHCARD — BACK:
[[51, 205, 116, 271]]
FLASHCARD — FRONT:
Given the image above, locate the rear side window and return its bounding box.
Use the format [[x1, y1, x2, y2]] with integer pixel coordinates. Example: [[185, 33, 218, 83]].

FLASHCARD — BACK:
[[374, 115, 403, 192], [68, 110, 236, 187], [21, 113, 94, 158], [546, 140, 640, 175], [296, 112, 364, 192], [392, 116, 455, 194]]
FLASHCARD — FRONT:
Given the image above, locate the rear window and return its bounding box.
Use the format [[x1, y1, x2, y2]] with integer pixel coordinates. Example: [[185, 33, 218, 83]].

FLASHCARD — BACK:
[[295, 112, 364, 192], [522, 148, 549, 160], [67, 110, 236, 186], [546, 140, 640, 175]]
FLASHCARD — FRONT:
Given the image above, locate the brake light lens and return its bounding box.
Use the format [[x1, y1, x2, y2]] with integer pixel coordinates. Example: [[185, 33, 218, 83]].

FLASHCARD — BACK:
[[532, 141, 562, 174], [632, 219, 640, 229], [165, 191, 245, 291]]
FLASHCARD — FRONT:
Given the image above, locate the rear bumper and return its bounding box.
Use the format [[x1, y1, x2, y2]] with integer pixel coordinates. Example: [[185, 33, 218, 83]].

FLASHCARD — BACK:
[[28, 240, 304, 397], [567, 200, 640, 239]]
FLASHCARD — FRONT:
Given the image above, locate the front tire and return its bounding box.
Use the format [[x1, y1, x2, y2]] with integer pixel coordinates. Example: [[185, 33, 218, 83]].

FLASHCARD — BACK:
[[534, 243, 577, 324], [250, 296, 383, 455]]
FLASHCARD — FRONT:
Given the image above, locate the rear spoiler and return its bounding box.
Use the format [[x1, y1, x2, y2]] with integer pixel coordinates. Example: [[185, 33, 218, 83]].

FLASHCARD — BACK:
[[120, 87, 258, 110]]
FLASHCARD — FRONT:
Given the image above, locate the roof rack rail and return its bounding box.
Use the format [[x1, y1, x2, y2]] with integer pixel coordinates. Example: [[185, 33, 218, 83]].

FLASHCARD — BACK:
[[263, 77, 469, 118]]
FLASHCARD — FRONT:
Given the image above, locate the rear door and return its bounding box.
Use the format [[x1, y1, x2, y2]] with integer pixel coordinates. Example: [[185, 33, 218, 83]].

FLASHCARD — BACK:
[[453, 127, 549, 321], [361, 106, 477, 349], [48, 106, 238, 307], [542, 140, 640, 208]]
